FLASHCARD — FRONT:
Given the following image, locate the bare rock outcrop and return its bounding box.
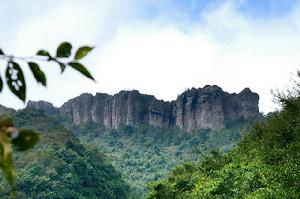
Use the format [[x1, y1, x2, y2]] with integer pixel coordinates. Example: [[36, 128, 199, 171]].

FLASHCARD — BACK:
[[27, 100, 59, 115], [27, 85, 260, 131]]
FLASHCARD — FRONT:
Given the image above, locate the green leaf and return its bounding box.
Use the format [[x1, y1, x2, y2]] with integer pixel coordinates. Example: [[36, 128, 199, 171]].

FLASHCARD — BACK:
[[75, 46, 94, 60], [52, 59, 66, 73], [12, 129, 40, 151], [56, 42, 72, 58], [0, 75, 3, 92], [36, 50, 51, 60], [58, 62, 66, 72], [28, 62, 46, 86], [0, 48, 4, 55], [68, 62, 94, 80], [5, 62, 26, 102]]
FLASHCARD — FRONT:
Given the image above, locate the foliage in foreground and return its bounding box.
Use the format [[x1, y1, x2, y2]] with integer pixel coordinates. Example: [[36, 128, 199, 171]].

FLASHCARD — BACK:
[[0, 42, 94, 102], [0, 41, 95, 195], [0, 115, 39, 196], [146, 93, 300, 198]]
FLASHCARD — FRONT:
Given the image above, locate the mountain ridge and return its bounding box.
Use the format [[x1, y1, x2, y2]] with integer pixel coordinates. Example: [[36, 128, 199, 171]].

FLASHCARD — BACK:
[[26, 85, 260, 131]]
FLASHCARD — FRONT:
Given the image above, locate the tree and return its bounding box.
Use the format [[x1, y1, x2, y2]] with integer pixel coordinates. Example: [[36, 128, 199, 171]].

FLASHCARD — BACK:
[[0, 42, 94, 197]]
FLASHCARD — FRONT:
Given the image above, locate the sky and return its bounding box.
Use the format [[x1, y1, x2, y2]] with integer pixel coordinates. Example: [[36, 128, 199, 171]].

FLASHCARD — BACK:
[[1, 0, 300, 113]]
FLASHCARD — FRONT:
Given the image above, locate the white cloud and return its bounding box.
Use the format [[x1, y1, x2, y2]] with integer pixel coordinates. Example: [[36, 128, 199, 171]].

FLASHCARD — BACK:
[[0, 0, 135, 109], [95, 2, 300, 113], [1, 1, 300, 114]]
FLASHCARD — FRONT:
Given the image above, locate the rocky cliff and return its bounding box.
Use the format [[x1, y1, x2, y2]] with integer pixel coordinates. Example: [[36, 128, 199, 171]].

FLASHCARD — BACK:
[[28, 85, 260, 131], [27, 100, 59, 115]]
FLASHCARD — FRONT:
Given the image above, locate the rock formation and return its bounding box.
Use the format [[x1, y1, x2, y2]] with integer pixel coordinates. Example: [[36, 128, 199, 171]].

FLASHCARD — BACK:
[[27, 85, 260, 131], [27, 100, 59, 115]]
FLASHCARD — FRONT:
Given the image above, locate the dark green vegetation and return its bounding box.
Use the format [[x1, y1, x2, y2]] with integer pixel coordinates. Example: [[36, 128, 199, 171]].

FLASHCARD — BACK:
[[0, 104, 252, 198], [74, 122, 250, 198], [146, 93, 300, 198], [0, 108, 129, 199], [0, 110, 40, 195]]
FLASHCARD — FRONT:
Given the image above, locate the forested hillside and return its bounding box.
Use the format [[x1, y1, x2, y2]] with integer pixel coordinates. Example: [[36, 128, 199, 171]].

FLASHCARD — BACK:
[[146, 91, 300, 198], [1, 1, 299, 198], [0, 108, 129, 199], [0, 103, 255, 198], [73, 121, 251, 197]]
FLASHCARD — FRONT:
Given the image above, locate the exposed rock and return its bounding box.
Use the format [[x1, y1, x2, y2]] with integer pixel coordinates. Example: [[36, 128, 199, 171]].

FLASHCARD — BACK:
[[27, 86, 260, 132], [148, 99, 175, 128], [26, 100, 59, 115], [174, 86, 226, 131], [174, 86, 259, 131], [59, 93, 96, 124]]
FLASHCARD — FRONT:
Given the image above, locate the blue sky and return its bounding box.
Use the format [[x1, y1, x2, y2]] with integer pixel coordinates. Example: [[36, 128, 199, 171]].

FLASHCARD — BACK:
[[237, 0, 298, 18], [133, 0, 298, 21], [1, 0, 300, 113], [1, 0, 298, 33]]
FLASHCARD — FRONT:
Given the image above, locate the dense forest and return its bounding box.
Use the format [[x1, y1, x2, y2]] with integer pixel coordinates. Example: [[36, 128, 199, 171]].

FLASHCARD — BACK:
[[0, 107, 129, 198], [146, 91, 300, 198], [1, 1, 299, 198], [1, 84, 300, 198], [72, 120, 251, 197], [0, 103, 254, 198]]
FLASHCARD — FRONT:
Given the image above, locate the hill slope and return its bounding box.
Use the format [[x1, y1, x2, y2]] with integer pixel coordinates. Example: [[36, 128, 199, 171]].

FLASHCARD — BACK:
[[0, 85, 261, 198], [0, 109, 130, 199], [146, 93, 300, 198], [69, 119, 253, 197], [10, 105, 255, 198]]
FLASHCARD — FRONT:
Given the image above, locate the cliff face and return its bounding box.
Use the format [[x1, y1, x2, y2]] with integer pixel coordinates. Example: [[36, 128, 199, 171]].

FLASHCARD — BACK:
[[27, 100, 59, 115], [28, 85, 260, 131], [174, 86, 259, 131]]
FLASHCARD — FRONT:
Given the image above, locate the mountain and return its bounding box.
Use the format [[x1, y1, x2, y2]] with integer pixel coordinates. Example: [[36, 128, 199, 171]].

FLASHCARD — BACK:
[[3, 85, 261, 198], [27, 85, 260, 132], [146, 89, 300, 199]]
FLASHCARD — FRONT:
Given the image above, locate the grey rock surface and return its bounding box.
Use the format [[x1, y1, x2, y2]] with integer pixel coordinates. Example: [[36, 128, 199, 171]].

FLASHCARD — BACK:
[[27, 100, 59, 115], [27, 85, 260, 131]]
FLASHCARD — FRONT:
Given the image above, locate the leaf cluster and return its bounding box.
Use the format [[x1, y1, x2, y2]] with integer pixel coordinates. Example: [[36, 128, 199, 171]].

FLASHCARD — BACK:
[[0, 42, 94, 102]]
